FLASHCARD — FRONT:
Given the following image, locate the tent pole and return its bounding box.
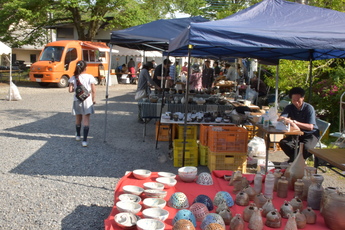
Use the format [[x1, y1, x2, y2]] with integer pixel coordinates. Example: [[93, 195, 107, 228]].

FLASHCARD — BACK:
[[308, 56, 313, 102], [256, 64, 262, 105], [275, 64, 279, 109], [9, 53, 12, 101], [103, 44, 113, 143], [182, 45, 193, 167]]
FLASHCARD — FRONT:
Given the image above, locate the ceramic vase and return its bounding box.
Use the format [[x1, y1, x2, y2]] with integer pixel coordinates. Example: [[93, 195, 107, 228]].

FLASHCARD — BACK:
[[216, 201, 228, 214], [301, 166, 317, 201], [280, 201, 294, 219], [290, 197, 303, 211], [243, 203, 256, 222], [301, 207, 316, 224], [307, 174, 324, 210], [287, 143, 306, 190], [243, 185, 257, 201], [273, 169, 283, 192], [235, 192, 249, 206], [293, 209, 306, 229], [265, 209, 282, 228], [285, 214, 298, 230], [229, 171, 242, 186], [248, 207, 263, 230], [230, 214, 244, 230], [219, 209, 232, 225], [320, 187, 337, 215], [322, 192, 345, 230], [294, 179, 304, 199], [254, 193, 267, 208], [262, 199, 275, 217]]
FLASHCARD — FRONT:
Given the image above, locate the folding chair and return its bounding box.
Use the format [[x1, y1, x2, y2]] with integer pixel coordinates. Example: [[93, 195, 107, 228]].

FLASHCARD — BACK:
[[315, 118, 331, 149]]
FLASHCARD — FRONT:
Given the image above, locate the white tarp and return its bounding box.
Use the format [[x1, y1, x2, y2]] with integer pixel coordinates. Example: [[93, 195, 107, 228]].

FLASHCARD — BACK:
[[0, 41, 11, 55], [0, 41, 18, 101], [113, 45, 161, 57]]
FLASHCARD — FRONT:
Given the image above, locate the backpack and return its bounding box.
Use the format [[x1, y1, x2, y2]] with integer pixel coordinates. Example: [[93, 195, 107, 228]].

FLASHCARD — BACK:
[[75, 75, 90, 101]]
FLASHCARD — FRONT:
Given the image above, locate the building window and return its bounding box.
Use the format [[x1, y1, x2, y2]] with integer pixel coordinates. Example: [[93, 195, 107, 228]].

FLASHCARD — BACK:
[[30, 54, 36, 63], [57, 28, 74, 39]]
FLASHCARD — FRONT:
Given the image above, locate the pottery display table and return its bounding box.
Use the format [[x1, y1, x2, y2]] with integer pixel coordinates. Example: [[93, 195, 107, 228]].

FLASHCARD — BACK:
[[309, 148, 345, 173], [104, 171, 329, 230]]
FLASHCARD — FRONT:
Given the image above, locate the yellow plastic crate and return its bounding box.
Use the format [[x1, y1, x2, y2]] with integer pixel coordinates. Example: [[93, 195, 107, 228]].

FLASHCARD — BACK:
[[173, 139, 198, 167], [199, 143, 209, 166], [207, 150, 247, 173], [178, 125, 198, 140]]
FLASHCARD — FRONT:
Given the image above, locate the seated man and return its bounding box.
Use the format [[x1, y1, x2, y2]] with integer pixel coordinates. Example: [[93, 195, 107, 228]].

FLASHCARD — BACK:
[[278, 87, 320, 162]]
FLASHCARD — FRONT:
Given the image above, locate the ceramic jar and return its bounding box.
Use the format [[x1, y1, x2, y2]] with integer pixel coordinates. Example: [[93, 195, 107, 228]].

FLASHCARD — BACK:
[[307, 174, 324, 210], [322, 192, 345, 230], [301, 166, 317, 201], [293, 209, 307, 229], [285, 214, 298, 230], [254, 193, 268, 208], [243, 203, 256, 222], [290, 197, 303, 211], [277, 176, 288, 198], [219, 209, 232, 225], [262, 199, 275, 217], [235, 192, 249, 206], [230, 214, 245, 230], [243, 186, 256, 201], [294, 179, 304, 199], [320, 186, 337, 215], [273, 169, 282, 192], [301, 207, 316, 224], [265, 209, 282, 228], [248, 207, 263, 230], [280, 201, 294, 219]]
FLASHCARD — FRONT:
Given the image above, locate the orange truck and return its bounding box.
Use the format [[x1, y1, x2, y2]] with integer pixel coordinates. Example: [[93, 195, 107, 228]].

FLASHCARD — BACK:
[[29, 40, 110, 87]]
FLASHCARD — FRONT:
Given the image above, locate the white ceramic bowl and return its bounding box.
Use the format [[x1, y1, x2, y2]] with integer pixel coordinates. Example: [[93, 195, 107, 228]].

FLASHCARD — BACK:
[[143, 189, 167, 199], [142, 208, 169, 221], [122, 185, 144, 196], [178, 166, 198, 182], [157, 172, 176, 178], [156, 177, 177, 188], [137, 218, 165, 230], [118, 194, 141, 203], [133, 169, 152, 180], [143, 182, 165, 191], [143, 198, 167, 209], [116, 201, 142, 214], [114, 212, 140, 229]]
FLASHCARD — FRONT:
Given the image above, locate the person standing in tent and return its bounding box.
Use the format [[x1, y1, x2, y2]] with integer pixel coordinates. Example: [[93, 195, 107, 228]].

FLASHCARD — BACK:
[[202, 60, 214, 88], [68, 60, 96, 147], [213, 61, 221, 77], [137, 62, 161, 122], [278, 87, 319, 163], [189, 64, 202, 90], [153, 59, 172, 88], [127, 58, 136, 83]]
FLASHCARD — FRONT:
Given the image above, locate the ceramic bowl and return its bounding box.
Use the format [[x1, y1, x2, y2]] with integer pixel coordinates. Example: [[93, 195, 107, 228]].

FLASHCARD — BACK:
[[189, 202, 209, 222], [168, 192, 189, 209], [173, 219, 196, 230], [178, 166, 198, 183], [156, 177, 177, 188], [143, 182, 164, 191], [193, 195, 214, 211], [143, 198, 166, 209], [157, 172, 176, 178], [122, 185, 144, 196], [172, 209, 197, 227], [213, 191, 234, 207], [118, 194, 141, 203], [116, 201, 142, 214], [137, 218, 165, 230], [200, 213, 225, 230], [143, 189, 167, 199], [196, 172, 213, 185], [142, 208, 170, 221], [114, 212, 140, 229], [133, 169, 152, 180]]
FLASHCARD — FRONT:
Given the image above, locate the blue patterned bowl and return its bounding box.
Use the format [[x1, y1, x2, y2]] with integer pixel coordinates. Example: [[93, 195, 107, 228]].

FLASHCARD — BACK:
[[172, 209, 197, 227], [193, 195, 214, 211], [200, 213, 225, 230], [168, 192, 189, 209], [213, 191, 234, 207]]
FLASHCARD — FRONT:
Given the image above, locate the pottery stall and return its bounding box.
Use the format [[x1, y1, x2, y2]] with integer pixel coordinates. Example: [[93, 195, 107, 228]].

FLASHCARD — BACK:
[[104, 168, 333, 230]]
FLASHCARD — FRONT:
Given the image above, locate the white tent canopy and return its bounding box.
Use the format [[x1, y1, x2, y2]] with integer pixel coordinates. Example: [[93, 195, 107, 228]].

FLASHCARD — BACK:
[[112, 45, 162, 57], [0, 41, 11, 55], [0, 41, 17, 101]]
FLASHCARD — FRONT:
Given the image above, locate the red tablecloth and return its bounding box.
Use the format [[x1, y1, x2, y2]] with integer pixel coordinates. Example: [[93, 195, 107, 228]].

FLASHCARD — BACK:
[[104, 171, 329, 230]]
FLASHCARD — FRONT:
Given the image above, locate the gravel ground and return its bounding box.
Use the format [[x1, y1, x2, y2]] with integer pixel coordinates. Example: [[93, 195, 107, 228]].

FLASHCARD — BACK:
[[0, 81, 343, 229]]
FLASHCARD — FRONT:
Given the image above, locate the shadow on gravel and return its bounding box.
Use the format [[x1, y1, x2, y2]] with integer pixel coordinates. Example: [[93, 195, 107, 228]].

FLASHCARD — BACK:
[[61, 205, 111, 230]]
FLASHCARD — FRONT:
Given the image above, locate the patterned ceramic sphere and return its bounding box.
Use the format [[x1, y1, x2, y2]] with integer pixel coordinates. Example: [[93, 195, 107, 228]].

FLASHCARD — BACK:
[[168, 192, 189, 209], [193, 195, 214, 211], [196, 172, 213, 185], [172, 209, 197, 227], [201, 213, 225, 230], [173, 219, 196, 230], [204, 223, 225, 230], [189, 203, 209, 222], [213, 191, 234, 207]]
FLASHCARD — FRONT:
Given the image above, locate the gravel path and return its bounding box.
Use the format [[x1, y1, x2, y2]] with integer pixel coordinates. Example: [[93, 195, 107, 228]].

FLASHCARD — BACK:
[[0, 82, 343, 229]]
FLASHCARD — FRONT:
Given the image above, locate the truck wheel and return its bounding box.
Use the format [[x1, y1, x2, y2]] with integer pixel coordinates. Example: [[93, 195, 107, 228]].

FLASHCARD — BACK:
[[57, 76, 69, 88], [38, 82, 50, 87]]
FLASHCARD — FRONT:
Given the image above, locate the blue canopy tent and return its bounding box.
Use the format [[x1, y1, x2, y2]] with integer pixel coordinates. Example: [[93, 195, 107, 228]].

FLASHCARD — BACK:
[[104, 16, 209, 143], [168, 0, 345, 109]]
